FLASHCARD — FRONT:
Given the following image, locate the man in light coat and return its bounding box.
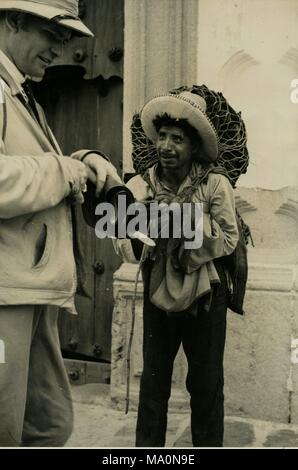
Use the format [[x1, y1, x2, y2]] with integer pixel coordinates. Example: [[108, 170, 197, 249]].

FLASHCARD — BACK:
[[0, 0, 120, 446]]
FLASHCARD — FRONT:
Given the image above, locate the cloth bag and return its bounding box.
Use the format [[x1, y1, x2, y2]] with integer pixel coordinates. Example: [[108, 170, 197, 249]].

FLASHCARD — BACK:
[[149, 240, 219, 312]]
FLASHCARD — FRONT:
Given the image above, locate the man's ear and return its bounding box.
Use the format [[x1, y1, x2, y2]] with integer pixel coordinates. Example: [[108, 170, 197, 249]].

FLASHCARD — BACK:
[[5, 12, 24, 33]]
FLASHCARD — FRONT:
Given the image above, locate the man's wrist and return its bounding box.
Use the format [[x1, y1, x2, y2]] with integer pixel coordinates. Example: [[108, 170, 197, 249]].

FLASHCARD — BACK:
[[81, 150, 110, 163], [71, 149, 110, 163]]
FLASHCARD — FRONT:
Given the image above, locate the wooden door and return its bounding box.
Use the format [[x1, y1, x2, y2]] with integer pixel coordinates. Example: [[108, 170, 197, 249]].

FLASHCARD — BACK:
[[34, 0, 124, 363]]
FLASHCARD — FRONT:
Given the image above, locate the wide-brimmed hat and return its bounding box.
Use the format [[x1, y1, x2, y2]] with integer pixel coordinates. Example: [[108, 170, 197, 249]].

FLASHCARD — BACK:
[[0, 0, 93, 37], [140, 91, 219, 162]]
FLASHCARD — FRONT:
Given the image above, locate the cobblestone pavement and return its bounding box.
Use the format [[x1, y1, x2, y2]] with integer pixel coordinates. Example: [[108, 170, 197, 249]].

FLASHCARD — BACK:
[[66, 384, 298, 448]]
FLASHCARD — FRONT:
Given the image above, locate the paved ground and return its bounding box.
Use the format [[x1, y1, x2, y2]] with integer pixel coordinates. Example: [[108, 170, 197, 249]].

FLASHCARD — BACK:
[[66, 384, 298, 448]]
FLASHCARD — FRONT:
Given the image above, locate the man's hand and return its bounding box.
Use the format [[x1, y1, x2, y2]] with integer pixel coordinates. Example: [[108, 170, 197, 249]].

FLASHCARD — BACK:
[[82, 153, 122, 196], [61, 157, 89, 204]]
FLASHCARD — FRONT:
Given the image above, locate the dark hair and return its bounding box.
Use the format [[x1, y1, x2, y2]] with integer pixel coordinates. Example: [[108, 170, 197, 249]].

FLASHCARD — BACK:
[[0, 11, 33, 29], [153, 113, 202, 145], [15, 12, 31, 29], [1, 11, 67, 33]]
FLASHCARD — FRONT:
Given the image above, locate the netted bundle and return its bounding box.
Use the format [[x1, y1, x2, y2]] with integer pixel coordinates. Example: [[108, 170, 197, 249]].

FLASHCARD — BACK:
[[131, 113, 159, 173], [131, 84, 249, 187]]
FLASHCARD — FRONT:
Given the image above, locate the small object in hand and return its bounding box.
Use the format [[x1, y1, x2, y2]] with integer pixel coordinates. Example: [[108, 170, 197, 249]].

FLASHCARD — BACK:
[[132, 231, 156, 247]]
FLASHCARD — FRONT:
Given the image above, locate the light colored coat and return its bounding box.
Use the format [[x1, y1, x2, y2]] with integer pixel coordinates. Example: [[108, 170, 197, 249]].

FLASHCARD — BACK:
[[0, 60, 86, 313]]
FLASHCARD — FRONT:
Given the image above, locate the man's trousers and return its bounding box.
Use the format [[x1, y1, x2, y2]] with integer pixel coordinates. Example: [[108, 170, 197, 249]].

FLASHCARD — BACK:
[[0, 305, 73, 447], [136, 259, 228, 447]]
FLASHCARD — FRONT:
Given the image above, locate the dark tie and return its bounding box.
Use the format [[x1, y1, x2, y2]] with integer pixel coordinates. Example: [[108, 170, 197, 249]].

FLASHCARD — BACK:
[[22, 79, 41, 124], [21, 80, 59, 149]]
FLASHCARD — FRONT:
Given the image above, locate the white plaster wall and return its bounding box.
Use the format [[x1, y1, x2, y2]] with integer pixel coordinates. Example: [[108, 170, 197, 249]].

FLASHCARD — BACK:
[[197, 0, 298, 189]]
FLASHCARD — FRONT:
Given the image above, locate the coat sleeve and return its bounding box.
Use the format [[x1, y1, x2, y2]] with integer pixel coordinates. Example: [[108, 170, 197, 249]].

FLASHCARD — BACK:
[[178, 174, 239, 273], [0, 144, 83, 218]]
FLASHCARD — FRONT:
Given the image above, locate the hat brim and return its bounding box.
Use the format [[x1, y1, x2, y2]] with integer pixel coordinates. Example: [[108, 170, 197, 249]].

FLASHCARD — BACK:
[[56, 18, 93, 37], [141, 95, 218, 162], [0, 1, 94, 37]]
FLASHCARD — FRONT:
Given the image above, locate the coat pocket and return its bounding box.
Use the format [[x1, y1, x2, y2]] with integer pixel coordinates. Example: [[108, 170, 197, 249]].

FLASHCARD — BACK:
[[31, 223, 53, 270]]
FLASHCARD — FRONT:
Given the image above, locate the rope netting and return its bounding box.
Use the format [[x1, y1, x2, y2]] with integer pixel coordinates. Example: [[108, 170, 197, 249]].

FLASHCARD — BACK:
[[131, 84, 249, 187]]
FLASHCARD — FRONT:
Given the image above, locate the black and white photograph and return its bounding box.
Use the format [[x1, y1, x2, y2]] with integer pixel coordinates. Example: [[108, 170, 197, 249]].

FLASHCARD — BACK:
[[0, 0, 297, 458]]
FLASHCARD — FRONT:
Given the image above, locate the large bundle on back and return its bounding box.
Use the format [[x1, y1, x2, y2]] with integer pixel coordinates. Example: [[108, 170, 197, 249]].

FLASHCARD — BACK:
[[131, 84, 249, 188]]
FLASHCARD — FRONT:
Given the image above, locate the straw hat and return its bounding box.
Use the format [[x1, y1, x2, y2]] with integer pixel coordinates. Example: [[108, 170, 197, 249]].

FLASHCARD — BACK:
[[140, 91, 219, 162], [0, 0, 93, 37]]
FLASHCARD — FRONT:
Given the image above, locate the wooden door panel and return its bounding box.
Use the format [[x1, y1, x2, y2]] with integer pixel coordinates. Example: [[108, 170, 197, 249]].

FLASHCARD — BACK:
[[52, 0, 124, 80], [33, 0, 124, 363], [34, 74, 123, 363]]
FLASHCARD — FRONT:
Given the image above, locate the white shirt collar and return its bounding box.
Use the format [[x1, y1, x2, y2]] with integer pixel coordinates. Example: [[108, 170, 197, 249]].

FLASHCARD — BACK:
[[0, 49, 26, 86]]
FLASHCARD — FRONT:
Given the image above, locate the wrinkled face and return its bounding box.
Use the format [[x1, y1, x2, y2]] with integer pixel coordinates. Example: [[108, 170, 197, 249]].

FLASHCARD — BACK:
[[9, 16, 72, 78], [156, 125, 194, 172]]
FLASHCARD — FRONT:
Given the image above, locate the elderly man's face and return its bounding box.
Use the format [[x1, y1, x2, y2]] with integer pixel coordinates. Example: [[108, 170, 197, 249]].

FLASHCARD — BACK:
[[156, 125, 194, 172], [9, 16, 72, 78]]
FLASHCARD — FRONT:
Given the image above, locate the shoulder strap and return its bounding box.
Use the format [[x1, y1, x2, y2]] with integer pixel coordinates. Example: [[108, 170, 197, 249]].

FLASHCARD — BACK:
[[141, 165, 232, 203], [0, 79, 7, 143], [0, 101, 7, 143], [176, 166, 226, 203], [141, 169, 156, 194]]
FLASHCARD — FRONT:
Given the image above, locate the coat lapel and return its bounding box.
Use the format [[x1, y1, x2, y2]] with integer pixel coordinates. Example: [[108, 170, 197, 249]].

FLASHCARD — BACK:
[[0, 62, 62, 155]]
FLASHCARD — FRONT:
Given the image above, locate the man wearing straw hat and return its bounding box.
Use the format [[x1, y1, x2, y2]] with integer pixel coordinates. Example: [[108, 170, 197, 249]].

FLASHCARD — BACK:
[[115, 90, 240, 447], [0, 0, 120, 446]]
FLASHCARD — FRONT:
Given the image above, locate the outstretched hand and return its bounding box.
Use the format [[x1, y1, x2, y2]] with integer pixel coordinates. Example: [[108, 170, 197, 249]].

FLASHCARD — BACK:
[[82, 153, 122, 196]]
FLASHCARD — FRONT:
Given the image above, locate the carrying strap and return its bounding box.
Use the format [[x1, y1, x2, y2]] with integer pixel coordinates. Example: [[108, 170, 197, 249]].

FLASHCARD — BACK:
[[0, 78, 7, 143], [142, 165, 230, 203]]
